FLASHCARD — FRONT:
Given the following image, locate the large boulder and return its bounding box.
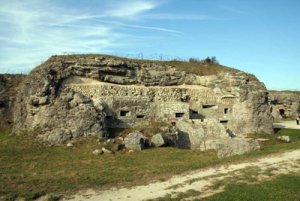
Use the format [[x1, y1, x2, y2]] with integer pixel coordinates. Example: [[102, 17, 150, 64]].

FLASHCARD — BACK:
[[151, 133, 165, 147], [217, 138, 260, 158], [176, 119, 228, 151], [176, 120, 205, 149], [175, 119, 261, 157], [124, 131, 147, 151]]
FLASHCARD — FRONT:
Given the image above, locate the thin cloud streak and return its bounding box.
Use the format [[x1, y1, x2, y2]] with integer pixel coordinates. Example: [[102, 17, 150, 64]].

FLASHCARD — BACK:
[[141, 13, 212, 20], [90, 19, 183, 34]]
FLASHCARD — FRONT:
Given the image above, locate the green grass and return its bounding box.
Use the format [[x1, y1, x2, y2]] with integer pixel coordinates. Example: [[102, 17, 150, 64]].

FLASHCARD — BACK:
[[0, 128, 300, 200], [0, 130, 219, 200], [203, 174, 300, 201], [247, 128, 300, 152]]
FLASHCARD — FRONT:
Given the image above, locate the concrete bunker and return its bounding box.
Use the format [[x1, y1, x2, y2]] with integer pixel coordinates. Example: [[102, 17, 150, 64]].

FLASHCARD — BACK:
[[62, 77, 238, 133]]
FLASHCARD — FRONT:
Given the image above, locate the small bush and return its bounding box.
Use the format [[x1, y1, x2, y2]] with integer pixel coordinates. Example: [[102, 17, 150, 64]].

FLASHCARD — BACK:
[[188, 57, 201, 63], [188, 56, 219, 65]]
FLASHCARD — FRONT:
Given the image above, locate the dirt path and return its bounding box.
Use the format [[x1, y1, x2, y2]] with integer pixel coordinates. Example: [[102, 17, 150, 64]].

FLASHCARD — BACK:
[[273, 120, 300, 129], [66, 149, 300, 201]]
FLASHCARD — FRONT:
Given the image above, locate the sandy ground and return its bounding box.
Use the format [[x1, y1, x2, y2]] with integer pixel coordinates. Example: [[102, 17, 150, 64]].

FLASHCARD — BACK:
[[66, 149, 300, 201], [273, 120, 300, 129]]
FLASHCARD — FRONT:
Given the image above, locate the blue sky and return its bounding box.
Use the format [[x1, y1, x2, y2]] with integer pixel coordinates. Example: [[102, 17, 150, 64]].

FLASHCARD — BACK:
[[0, 0, 299, 90]]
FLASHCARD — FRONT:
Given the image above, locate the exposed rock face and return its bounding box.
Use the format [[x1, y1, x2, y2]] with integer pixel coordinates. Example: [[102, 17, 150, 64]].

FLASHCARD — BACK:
[[0, 74, 26, 129], [12, 55, 273, 144], [124, 131, 147, 150], [217, 138, 260, 158], [151, 133, 165, 147], [269, 91, 300, 120], [193, 72, 274, 134], [176, 119, 227, 150]]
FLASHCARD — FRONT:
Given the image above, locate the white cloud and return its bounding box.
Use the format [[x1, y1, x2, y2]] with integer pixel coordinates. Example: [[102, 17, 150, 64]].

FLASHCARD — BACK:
[[105, 0, 157, 18]]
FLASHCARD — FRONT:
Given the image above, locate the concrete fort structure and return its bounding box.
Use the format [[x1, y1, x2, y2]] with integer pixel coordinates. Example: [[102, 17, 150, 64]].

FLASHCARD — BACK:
[[62, 76, 236, 129], [8, 54, 273, 156]]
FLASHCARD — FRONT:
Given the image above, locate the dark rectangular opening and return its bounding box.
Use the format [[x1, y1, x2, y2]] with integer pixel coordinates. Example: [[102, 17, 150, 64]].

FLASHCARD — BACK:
[[224, 108, 229, 114], [120, 110, 130, 117], [106, 115, 113, 119], [189, 109, 205, 119], [220, 120, 229, 123], [136, 115, 145, 119], [191, 110, 198, 114], [175, 113, 185, 118], [203, 105, 217, 109]]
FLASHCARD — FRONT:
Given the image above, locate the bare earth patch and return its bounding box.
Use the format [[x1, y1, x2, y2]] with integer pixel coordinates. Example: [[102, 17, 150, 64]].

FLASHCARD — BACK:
[[66, 149, 300, 201]]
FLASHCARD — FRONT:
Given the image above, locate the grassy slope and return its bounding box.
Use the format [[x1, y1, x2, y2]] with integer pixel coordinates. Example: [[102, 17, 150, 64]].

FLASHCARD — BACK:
[[1, 128, 300, 200]]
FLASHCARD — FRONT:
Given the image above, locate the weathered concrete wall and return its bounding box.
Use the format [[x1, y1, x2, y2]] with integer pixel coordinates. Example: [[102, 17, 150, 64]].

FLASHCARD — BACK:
[[0, 74, 26, 129], [63, 77, 237, 129], [269, 91, 300, 120]]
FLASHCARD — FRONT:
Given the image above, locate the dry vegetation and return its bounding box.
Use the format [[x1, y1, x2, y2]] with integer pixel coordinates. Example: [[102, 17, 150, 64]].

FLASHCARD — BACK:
[[165, 59, 238, 76], [47, 54, 240, 76]]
